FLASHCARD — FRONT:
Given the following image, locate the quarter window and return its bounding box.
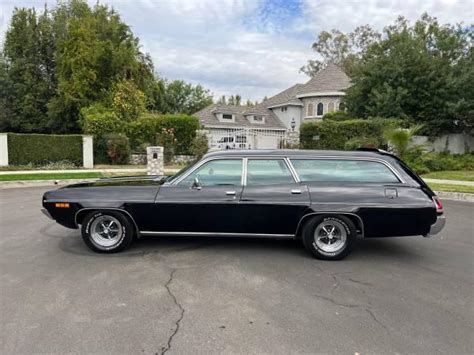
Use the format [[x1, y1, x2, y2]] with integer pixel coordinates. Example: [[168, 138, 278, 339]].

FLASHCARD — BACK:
[[291, 159, 400, 183], [247, 159, 295, 186], [179, 159, 242, 187]]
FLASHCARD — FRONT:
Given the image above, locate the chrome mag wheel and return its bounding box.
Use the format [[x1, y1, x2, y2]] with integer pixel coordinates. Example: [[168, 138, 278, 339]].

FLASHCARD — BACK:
[[314, 220, 348, 253], [90, 215, 123, 247]]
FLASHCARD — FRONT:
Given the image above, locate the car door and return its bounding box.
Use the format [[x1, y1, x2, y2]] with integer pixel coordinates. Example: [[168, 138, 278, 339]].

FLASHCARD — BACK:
[[148, 158, 244, 233], [240, 158, 310, 235]]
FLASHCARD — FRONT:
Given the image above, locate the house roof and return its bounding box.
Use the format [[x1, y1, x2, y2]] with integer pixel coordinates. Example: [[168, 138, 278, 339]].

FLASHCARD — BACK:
[[194, 104, 286, 130], [193, 63, 351, 130], [297, 63, 351, 95]]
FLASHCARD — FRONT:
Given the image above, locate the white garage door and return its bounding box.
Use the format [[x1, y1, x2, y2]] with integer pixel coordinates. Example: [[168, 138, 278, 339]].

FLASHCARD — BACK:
[[255, 135, 279, 149]]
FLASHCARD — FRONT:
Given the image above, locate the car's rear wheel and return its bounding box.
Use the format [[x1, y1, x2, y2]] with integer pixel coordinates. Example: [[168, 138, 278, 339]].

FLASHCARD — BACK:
[[302, 215, 356, 260], [81, 211, 134, 253]]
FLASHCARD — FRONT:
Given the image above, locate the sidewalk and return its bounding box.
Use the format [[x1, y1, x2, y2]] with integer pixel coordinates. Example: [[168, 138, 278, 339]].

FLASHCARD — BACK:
[[422, 178, 474, 187]]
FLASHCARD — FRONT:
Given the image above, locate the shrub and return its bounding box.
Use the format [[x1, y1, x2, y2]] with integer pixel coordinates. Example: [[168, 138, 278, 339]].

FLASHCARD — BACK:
[[106, 134, 130, 165], [7, 133, 83, 166], [81, 104, 124, 138], [344, 137, 380, 150], [111, 80, 146, 121], [322, 111, 354, 121], [126, 113, 201, 154], [190, 132, 209, 160], [300, 118, 403, 150], [404, 150, 474, 174]]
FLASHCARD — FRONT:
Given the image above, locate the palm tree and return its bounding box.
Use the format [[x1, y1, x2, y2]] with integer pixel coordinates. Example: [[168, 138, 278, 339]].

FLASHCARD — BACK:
[[384, 124, 424, 159]]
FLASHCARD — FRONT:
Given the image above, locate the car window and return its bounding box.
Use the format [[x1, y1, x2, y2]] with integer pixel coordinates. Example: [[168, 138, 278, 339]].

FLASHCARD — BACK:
[[178, 159, 242, 187], [291, 159, 400, 183], [246, 159, 295, 186]]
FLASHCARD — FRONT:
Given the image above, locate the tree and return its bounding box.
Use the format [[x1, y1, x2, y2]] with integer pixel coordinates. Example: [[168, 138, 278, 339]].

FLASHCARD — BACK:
[[345, 14, 473, 135], [148, 79, 212, 114], [1, 7, 55, 133], [301, 25, 380, 77]]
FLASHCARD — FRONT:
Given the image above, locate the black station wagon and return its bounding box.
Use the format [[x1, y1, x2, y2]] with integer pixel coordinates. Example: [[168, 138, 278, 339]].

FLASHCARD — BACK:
[[42, 149, 445, 260]]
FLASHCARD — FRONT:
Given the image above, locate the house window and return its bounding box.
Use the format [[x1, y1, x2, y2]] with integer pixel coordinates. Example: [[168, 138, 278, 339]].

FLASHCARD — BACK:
[[339, 102, 345, 111], [281, 106, 287, 112], [317, 103, 324, 116], [222, 114, 233, 120], [328, 102, 335, 113], [253, 115, 264, 122], [307, 103, 314, 117]]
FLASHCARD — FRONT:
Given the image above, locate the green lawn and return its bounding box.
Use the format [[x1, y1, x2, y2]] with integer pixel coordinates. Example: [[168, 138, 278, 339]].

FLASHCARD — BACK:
[[0, 172, 104, 181], [422, 170, 474, 181], [428, 183, 474, 194]]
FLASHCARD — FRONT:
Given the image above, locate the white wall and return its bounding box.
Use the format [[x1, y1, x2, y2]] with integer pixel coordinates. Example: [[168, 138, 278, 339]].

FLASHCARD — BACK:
[[0, 133, 8, 166], [412, 134, 473, 154], [271, 106, 302, 132]]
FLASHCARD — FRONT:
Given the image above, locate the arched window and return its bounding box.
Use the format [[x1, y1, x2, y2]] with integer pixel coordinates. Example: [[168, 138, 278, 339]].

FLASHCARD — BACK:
[[328, 102, 335, 113], [307, 103, 314, 117], [339, 102, 345, 111], [317, 102, 324, 116]]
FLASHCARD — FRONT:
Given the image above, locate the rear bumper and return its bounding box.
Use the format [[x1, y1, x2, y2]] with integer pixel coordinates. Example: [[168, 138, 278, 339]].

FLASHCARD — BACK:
[[426, 215, 446, 236]]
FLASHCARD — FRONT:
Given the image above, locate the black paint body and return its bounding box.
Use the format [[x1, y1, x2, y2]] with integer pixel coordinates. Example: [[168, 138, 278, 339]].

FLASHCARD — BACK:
[[42, 149, 439, 238]]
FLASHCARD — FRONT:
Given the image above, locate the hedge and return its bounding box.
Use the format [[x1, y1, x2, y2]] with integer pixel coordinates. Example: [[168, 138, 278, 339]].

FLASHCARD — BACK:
[[125, 113, 201, 154], [7, 133, 83, 166], [300, 118, 404, 150]]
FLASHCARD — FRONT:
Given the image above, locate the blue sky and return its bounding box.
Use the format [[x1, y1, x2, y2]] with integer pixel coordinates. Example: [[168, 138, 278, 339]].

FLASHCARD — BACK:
[[1, 0, 473, 101]]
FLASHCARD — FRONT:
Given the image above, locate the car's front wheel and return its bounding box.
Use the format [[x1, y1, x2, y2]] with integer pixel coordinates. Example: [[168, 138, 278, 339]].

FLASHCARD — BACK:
[[81, 211, 134, 253], [302, 215, 356, 260]]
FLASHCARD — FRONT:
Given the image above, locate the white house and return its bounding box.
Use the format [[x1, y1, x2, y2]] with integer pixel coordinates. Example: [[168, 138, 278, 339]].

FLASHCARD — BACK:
[[194, 63, 351, 150]]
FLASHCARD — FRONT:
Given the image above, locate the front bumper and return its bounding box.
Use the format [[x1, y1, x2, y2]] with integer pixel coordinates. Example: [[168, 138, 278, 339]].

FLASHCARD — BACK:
[[426, 215, 446, 236]]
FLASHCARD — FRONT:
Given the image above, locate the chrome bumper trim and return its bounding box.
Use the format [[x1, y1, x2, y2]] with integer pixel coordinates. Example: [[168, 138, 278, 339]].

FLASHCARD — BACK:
[[41, 208, 53, 220], [427, 215, 446, 236]]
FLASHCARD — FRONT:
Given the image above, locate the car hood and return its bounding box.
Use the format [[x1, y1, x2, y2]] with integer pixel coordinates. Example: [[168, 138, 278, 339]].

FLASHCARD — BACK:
[[43, 175, 167, 205]]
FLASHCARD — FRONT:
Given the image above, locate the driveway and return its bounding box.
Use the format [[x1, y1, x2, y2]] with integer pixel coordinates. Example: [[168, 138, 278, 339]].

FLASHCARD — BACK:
[[0, 187, 473, 354]]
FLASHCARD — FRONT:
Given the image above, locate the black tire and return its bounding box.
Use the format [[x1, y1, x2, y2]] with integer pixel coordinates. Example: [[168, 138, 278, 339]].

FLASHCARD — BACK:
[[302, 215, 356, 260], [81, 210, 134, 253]]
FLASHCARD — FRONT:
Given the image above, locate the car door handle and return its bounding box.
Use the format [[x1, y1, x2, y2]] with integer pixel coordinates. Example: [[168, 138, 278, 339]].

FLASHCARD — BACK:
[[291, 189, 302, 194], [226, 191, 236, 196]]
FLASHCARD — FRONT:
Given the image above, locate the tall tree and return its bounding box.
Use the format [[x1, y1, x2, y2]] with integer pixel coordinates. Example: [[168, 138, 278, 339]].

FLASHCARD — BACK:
[[1, 7, 55, 132], [345, 14, 473, 134], [301, 25, 380, 77]]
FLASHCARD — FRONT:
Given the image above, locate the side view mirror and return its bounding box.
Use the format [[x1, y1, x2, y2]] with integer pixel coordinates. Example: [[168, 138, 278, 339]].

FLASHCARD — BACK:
[[191, 176, 202, 190]]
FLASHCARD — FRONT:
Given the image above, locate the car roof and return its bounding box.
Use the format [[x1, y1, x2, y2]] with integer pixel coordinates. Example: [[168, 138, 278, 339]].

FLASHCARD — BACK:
[[203, 149, 392, 159]]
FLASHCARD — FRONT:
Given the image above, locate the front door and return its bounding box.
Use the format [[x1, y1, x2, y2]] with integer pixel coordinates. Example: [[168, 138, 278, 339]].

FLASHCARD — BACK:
[[240, 158, 310, 235], [150, 158, 244, 233]]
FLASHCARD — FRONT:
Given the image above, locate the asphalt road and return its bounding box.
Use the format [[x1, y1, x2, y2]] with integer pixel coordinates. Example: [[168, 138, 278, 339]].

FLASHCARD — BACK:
[[1, 187, 473, 354]]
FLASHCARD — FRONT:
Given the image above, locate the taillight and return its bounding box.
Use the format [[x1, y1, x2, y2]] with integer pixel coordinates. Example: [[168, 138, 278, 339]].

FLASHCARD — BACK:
[[433, 196, 443, 212]]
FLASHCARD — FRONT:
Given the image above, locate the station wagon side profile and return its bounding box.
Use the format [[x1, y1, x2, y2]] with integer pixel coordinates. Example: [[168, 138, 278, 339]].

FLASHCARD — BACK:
[[42, 149, 445, 260]]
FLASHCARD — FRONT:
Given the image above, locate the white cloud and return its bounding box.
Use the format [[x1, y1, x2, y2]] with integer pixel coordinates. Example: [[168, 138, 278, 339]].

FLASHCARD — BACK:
[[0, 0, 472, 101]]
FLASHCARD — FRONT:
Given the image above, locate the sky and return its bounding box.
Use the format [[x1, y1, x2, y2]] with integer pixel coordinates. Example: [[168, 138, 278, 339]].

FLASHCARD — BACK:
[[0, 0, 473, 101]]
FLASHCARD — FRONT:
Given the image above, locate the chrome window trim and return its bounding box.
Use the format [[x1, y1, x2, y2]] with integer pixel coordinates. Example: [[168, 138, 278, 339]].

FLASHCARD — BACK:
[[288, 156, 406, 184], [285, 158, 300, 183]]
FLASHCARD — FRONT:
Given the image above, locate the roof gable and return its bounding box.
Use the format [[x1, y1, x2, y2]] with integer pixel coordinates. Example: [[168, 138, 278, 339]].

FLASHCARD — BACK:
[[297, 63, 351, 95]]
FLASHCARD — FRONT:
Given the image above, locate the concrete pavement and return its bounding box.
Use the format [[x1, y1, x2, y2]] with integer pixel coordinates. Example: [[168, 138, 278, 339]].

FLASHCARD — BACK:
[[0, 187, 473, 354]]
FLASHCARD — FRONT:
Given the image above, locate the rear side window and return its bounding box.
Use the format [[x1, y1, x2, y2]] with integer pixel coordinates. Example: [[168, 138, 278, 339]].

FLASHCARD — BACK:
[[247, 159, 295, 186], [291, 159, 400, 183]]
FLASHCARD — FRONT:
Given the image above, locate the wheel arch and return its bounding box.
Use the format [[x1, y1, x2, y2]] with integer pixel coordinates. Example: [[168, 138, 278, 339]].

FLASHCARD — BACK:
[[75, 208, 140, 237], [295, 212, 364, 238]]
